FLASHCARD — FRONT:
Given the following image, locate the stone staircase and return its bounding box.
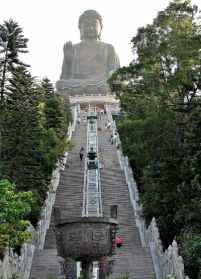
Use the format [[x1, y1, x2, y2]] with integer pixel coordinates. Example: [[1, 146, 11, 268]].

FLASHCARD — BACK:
[[30, 113, 155, 279], [29, 120, 87, 279], [29, 249, 65, 279], [97, 115, 155, 279]]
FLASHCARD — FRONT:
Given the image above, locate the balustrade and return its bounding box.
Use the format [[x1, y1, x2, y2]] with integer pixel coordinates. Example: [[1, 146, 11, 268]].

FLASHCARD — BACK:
[[106, 105, 190, 279], [82, 111, 102, 217]]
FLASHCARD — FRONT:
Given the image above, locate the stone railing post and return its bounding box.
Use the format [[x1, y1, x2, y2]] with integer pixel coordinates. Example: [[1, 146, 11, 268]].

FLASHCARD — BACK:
[[106, 109, 190, 279]]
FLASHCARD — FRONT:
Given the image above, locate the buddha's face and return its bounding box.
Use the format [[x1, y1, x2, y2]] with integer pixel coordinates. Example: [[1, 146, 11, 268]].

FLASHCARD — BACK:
[[80, 18, 101, 40]]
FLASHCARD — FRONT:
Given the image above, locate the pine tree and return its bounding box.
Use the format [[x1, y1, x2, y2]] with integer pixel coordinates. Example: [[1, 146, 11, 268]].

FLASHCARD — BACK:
[[39, 78, 72, 178], [0, 19, 28, 104], [41, 77, 64, 135], [1, 66, 47, 224]]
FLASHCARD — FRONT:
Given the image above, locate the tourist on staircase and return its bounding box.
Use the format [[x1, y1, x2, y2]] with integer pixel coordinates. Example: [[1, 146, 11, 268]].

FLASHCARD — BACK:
[[79, 147, 84, 161]]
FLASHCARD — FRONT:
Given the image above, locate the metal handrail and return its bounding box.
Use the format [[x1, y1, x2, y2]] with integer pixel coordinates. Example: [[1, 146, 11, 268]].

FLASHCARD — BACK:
[[82, 111, 102, 217]]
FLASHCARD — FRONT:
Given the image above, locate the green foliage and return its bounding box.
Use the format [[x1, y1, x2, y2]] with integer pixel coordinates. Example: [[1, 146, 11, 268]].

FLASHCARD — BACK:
[[0, 179, 32, 257], [1, 67, 72, 225], [41, 78, 63, 133], [0, 275, 19, 279], [179, 231, 201, 279], [47, 274, 56, 279], [40, 78, 72, 136], [0, 66, 48, 224], [40, 128, 72, 176], [112, 1, 201, 278], [38, 78, 72, 182], [0, 22, 72, 230], [114, 274, 129, 279], [0, 19, 28, 103]]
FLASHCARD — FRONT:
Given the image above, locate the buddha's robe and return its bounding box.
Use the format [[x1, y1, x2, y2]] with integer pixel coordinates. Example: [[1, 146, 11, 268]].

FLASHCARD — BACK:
[[56, 40, 120, 94]]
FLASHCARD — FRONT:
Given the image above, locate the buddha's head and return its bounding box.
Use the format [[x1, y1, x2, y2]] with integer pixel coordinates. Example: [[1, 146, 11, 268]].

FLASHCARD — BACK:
[[79, 10, 103, 40]]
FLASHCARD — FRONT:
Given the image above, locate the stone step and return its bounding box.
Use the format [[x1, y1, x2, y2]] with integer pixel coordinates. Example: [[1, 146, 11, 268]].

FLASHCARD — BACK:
[[44, 227, 56, 249], [30, 119, 87, 279], [30, 113, 155, 279], [30, 249, 64, 279], [98, 116, 155, 279]]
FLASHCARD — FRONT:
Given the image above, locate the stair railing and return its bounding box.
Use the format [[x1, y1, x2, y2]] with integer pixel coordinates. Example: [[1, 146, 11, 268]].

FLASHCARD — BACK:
[[82, 112, 103, 217], [106, 105, 190, 279]]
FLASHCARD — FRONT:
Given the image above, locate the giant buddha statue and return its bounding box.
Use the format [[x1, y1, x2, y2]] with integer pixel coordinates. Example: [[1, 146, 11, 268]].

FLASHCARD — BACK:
[[56, 10, 120, 95]]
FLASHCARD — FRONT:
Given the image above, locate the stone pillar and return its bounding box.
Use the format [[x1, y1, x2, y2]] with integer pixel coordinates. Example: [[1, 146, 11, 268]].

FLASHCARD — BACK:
[[62, 258, 77, 279], [99, 258, 114, 279], [81, 261, 93, 279]]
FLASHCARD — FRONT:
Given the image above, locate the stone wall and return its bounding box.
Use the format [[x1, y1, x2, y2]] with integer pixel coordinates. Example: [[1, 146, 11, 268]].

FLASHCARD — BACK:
[[107, 105, 190, 279], [0, 166, 63, 279], [0, 107, 77, 279]]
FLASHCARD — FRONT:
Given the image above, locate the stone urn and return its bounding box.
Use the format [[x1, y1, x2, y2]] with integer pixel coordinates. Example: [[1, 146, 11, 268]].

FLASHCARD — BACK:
[[54, 209, 118, 261]]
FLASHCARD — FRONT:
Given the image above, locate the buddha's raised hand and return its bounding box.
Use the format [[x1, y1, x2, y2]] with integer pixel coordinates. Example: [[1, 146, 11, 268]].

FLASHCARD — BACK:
[[63, 41, 73, 61]]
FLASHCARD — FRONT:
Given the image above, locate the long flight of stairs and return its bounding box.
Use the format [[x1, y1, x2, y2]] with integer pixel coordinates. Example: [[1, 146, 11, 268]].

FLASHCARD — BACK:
[[97, 115, 155, 279], [29, 112, 155, 279], [30, 119, 87, 279]]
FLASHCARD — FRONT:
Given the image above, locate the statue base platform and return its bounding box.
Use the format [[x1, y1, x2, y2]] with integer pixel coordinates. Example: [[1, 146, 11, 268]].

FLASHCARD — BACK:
[[56, 79, 110, 96], [69, 94, 118, 105]]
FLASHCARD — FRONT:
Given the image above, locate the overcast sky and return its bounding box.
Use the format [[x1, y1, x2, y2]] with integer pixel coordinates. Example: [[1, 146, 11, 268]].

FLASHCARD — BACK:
[[1, 0, 201, 84]]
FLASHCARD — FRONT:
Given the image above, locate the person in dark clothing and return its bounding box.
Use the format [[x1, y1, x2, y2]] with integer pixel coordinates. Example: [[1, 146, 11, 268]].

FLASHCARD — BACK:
[[79, 147, 84, 161], [110, 134, 113, 144]]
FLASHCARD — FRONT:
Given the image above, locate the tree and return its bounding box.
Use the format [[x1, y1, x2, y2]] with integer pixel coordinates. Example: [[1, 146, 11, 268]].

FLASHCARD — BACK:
[[0, 179, 32, 258], [179, 230, 201, 279], [1, 66, 73, 225], [0, 20, 73, 236], [39, 78, 72, 178], [0, 19, 28, 104], [1, 66, 47, 224], [41, 77, 65, 135], [110, 0, 201, 113], [111, 1, 201, 277]]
